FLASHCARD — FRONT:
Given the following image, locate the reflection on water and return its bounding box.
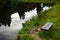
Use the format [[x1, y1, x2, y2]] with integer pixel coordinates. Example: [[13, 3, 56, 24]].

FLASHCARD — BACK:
[[0, 12, 22, 31], [23, 8, 37, 23], [0, 6, 51, 31], [42, 6, 51, 11], [0, 8, 37, 31]]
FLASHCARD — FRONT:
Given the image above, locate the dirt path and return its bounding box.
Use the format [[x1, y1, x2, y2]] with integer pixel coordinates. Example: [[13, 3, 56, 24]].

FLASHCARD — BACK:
[[30, 27, 41, 40]]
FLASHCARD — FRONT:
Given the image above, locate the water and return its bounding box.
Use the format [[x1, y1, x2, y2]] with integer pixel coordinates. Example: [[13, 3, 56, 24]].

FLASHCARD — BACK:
[[0, 6, 50, 40], [42, 6, 51, 12]]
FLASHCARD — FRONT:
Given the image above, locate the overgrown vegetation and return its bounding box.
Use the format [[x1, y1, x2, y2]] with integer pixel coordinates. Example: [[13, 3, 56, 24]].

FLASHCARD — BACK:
[[38, 3, 60, 40], [17, 3, 60, 40], [18, 0, 60, 3]]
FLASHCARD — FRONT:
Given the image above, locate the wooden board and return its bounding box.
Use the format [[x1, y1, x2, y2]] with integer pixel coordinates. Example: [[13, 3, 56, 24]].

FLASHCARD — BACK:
[[41, 22, 53, 30]]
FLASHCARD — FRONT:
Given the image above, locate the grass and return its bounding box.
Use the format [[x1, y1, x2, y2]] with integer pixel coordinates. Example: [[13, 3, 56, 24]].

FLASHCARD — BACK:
[[38, 3, 60, 40], [18, 0, 60, 3], [17, 3, 60, 40]]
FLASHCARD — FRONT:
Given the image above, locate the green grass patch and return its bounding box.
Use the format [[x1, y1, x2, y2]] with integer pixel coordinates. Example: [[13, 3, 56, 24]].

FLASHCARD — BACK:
[[18, 0, 60, 3], [38, 3, 60, 40], [17, 33, 33, 40], [17, 3, 60, 40]]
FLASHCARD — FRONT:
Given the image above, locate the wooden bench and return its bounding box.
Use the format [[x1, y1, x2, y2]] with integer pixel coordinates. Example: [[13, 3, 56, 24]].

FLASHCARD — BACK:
[[41, 22, 53, 30]]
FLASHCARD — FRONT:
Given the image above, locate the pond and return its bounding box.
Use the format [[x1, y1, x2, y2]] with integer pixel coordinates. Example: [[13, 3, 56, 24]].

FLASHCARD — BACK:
[[0, 8, 37, 31]]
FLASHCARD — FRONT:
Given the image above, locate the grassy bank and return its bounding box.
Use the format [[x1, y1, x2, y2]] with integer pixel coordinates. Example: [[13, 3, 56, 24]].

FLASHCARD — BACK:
[[38, 3, 60, 40], [17, 3, 60, 40], [18, 0, 60, 3]]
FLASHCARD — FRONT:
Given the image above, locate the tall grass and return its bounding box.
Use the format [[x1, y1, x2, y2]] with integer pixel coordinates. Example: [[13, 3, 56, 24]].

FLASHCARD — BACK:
[[17, 3, 60, 40], [38, 3, 60, 40]]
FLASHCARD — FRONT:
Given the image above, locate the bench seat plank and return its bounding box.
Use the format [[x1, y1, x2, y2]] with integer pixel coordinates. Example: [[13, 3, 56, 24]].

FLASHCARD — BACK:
[[41, 22, 53, 30]]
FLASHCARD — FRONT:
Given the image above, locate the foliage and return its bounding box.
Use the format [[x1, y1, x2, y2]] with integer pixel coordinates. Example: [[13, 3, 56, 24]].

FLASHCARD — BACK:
[[23, 17, 39, 28], [17, 28, 33, 40], [18, 0, 60, 3], [38, 3, 60, 40], [38, 27, 56, 40], [17, 33, 33, 40], [17, 3, 60, 40]]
